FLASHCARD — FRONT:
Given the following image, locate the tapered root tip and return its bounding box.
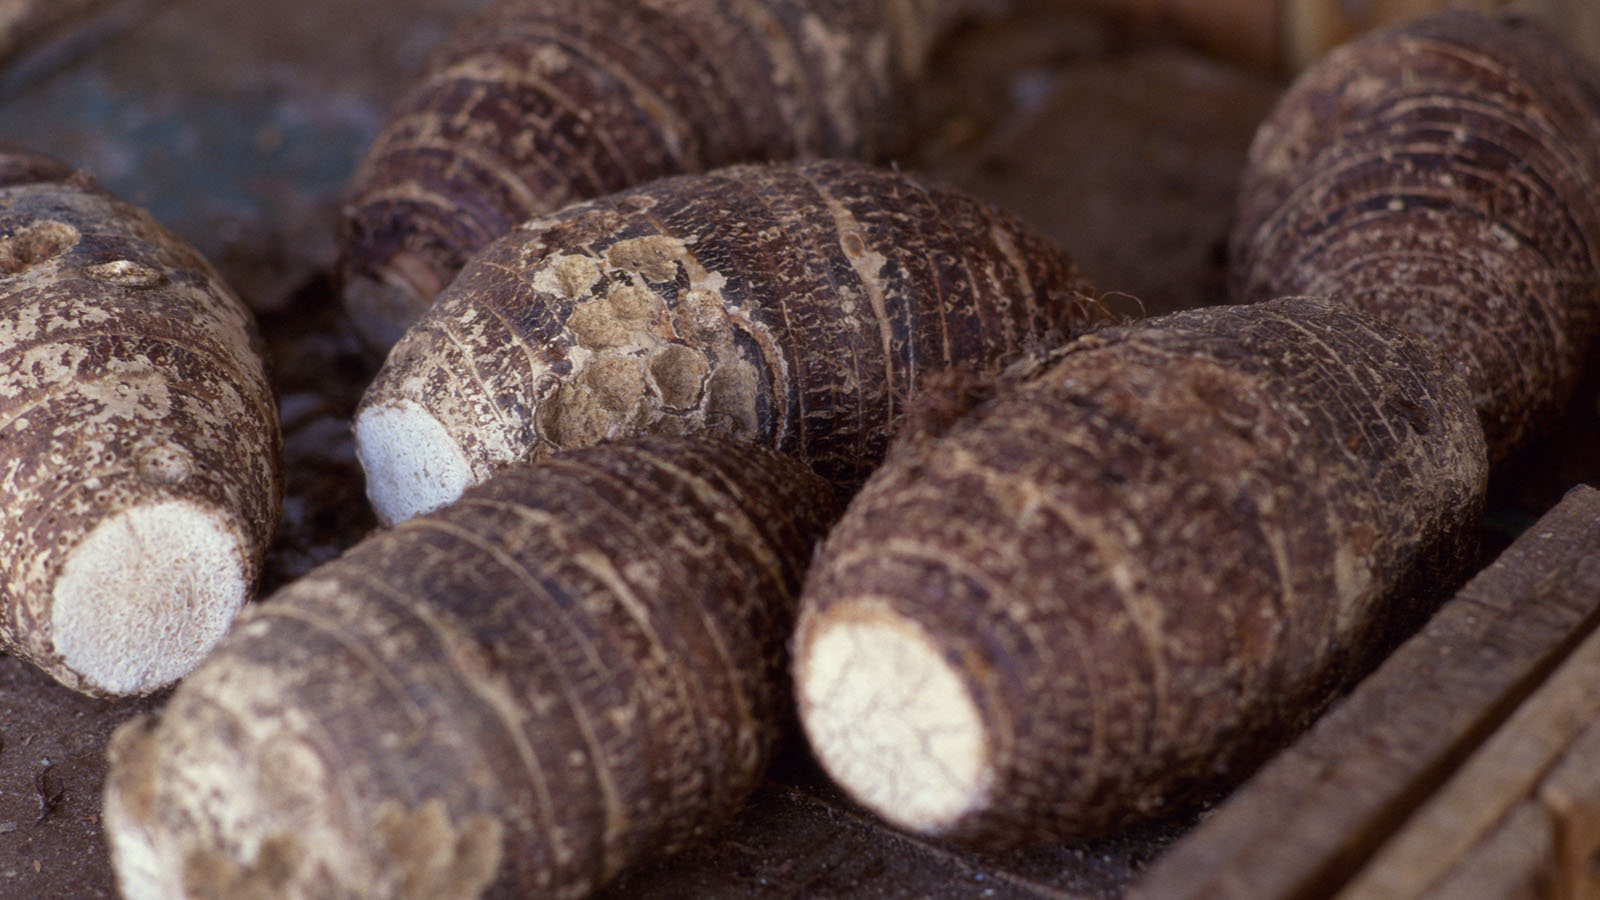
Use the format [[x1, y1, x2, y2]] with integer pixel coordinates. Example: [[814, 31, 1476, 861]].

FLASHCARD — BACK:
[[342, 272, 429, 351], [342, 245, 448, 351], [796, 606, 994, 834], [51, 500, 249, 695], [354, 398, 474, 525]]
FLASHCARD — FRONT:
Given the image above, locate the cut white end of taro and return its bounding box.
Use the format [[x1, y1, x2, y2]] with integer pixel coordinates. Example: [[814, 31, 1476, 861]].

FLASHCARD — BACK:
[[355, 398, 474, 525], [51, 499, 249, 695], [797, 606, 994, 833]]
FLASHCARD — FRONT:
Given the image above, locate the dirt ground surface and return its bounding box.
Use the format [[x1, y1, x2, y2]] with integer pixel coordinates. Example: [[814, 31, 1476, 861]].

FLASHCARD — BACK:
[[0, 1, 1596, 898]]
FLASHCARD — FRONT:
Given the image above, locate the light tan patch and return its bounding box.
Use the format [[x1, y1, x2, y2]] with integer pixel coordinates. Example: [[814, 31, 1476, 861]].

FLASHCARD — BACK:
[[649, 344, 709, 409], [672, 289, 730, 343], [136, 443, 196, 486], [581, 356, 647, 412], [85, 259, 166, 289], [530, 254, 601, 299], [181, 834, 306, 900], [539, 382, 610, 448], [566, 301, 634, 349], [377, 799, 504, 900], [603, 282, 661, 322], [0, 219, 79, 276], [604, 235, 685, 283]]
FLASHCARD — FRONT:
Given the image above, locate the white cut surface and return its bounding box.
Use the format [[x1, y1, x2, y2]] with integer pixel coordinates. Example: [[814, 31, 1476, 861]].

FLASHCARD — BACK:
[[51, 499, 248, 695], [355, 398, 474, 525], [798, 608, 994, 833]]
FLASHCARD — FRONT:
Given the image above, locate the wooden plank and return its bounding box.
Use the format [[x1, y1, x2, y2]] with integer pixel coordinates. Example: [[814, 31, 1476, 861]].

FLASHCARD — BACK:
[[1337, 649, 1600, 900], [1414, 802, 1555, 900], [1537, 710, 1600, 898], [1129, 485, 1600, 900], [1335, 582, 1600, 898]]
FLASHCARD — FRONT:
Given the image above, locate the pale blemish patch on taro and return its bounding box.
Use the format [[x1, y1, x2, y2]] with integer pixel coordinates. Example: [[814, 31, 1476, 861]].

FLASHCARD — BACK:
[[603, 282, 662, 323], [672, 289, 733, 344], [135, 442, 197, 487], [376, 800, 504, 900], [565, 281, 665, 351], [529, 253, 602, 300], [566, 299, 637, 350], [0, 219, 79, 276], [650, 344, 710, 410], [84, 259, 167, 290], [538, 383, 611, 448], [540, 357, 652, 450], [605, 235, 687, 284], [581, 356, 648, 413]]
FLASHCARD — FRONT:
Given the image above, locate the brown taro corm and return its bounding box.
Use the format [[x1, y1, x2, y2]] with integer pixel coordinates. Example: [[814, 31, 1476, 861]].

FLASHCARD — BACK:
[[354, 159, 1106, 525], [339, 0, 970, 348], [104, 436, 841, 900], [1231, 10, 1600, 462], [0, 143, 281, 697], [794, 297, 1488, 847]]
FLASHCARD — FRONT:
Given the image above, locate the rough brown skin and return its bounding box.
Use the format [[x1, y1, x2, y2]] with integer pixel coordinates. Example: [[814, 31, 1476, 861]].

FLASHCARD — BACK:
[[792, 297, 1489, 847], [1230, 11, 1600, 463], [102, 436, 841, 900], [0, 145, 282, 696], [339, 0, 968, 349], [1067, 1, 1600, 73], [353, 159, 1104, 525]]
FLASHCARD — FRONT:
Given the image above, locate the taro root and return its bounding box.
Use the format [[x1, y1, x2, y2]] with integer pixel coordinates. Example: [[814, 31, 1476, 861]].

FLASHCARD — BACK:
[[0, 144, 281, 696], [354, 159, 1104, 525], [103, 436, 841, 900], [339, 0, 969, 348], [1231, 10, 1600, 461], [793, 297, 1488, 846], [1070, 0, 1600, 73]]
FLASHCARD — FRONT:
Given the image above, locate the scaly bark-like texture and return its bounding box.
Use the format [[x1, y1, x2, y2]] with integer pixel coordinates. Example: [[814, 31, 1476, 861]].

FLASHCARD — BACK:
[[1070, 1, 1600, 73], [1231, 11, 1600, 462], [354, 159, 1103, 524], [339, 0, 967, 348], [103, 436, 841, 900], [0, 144, 281, 696], [793, 297, 1488, 847]]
